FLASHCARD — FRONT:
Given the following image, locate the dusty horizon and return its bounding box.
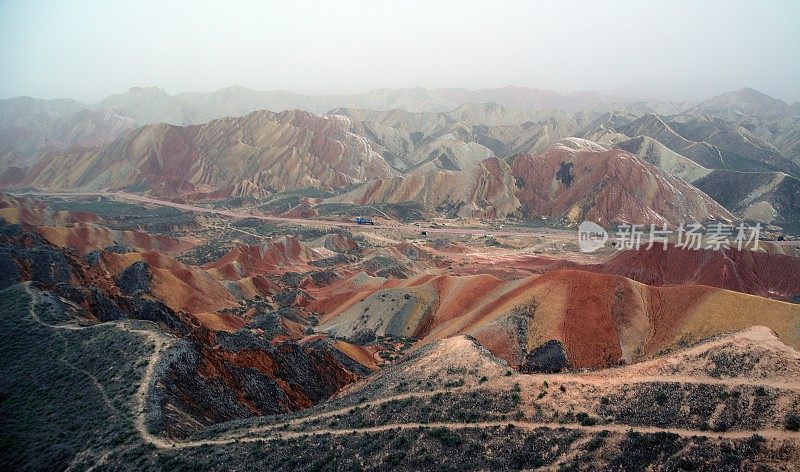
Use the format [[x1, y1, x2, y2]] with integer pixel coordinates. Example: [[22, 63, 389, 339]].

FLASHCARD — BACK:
[[1, 0, 798, 103], [2, 80, 783, 106]]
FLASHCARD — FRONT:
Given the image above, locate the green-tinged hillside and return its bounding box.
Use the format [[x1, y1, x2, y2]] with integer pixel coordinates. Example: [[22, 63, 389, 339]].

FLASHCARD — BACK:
[[0, 285, 154, 471]]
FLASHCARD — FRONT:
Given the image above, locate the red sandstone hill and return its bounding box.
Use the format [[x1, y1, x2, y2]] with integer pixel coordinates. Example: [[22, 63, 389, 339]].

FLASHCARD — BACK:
[[331, 138, 735, 225], [1, 110, 398, 197], [328, 156, 521, 218], [0, 192, 101, 226], [510, 244, 800, 301], [204, 236, 325, 279], [590, 245, 800, 300], [511, 139, 733, 226], [317, 269, 800, 370], [0, 193, 191, 255], [34, 223, 192, 255]]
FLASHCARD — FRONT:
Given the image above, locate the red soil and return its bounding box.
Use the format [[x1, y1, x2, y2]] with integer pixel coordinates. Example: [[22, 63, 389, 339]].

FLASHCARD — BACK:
[[205, 236, 322, 278], [320, 268, 800, 370], [596, 245, 800, 299], [510, 245, 800, 300], [511, 146, 732, 225]]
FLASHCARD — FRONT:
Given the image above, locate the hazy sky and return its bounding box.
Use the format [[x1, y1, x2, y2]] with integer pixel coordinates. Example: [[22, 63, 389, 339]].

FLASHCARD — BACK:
[[1, 0, 799, 103]]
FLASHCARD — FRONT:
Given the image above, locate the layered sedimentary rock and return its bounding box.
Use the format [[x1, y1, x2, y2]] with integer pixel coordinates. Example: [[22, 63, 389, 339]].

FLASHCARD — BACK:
[[3, 110, 398, 196]]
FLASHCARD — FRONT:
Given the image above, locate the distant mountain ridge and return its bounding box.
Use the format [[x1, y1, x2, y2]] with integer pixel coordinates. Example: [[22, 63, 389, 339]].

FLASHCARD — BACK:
[[2, 86, 800, 228], [93, 85, 626, 126], [331, 138, 733, 226], [330, 103, 578, 172], [0, 109, 398, 197], [687, 87, 798, 121], [3, 85, 797, 158]]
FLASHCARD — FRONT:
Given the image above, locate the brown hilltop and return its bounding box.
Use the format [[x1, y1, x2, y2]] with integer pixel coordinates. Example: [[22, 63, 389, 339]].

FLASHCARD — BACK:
[[318, 269, 800, 370], [511, 139, 733, 226], [332, 138, 735, 225], [5, 109, 398, 196], [205, 236, 326, 280], [328, 156, 520, 218], [510, 244, 800, 301]]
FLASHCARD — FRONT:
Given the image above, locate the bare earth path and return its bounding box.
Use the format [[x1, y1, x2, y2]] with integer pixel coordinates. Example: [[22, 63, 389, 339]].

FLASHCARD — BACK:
[[13, 283, 800, 452], [23, 284, 121, 418], [158, 420, 800, 450], [19, 191, 570, 239], [127, 325, 173, 448], [18, 190, 800, 246], [19, 283, 174, 448]]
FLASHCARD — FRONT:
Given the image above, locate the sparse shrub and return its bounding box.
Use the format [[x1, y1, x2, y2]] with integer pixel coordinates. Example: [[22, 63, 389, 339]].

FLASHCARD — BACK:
[[786, 414, 800, 432], [444, 378, 465, 388], [655, 390, 668, 405], [576, 412, 597, 426], [427, 428, 463, 447], [584, 434, 606, 452], [392, 436, 408, 449], [385, 451, 406, 466], [711, 420, 730, 432]]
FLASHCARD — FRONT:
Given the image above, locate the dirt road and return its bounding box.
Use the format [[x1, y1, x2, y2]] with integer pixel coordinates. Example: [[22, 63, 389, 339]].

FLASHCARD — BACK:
[[20, 191, 800, 247], [16, 283, 800, 451], [21, 191, 568, 239]]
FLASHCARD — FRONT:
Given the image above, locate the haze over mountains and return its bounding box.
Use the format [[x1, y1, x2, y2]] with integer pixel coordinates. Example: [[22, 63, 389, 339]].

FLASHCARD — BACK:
[[1, 85, 800, 229], [3, 186, 800, 470], [3, 86, 800, 471], [4, 0, 800, 468]]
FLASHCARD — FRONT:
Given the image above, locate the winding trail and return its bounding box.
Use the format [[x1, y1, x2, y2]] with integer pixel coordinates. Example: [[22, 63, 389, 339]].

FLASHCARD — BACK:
[[20, 283, 174, 448], [18, 190, 800, 246], [129, 326, 172, 448], [16, 282, 800, 451], [19, 191, 569, 239], [24, 285, 121, 417], [153, 419, 800, 450]]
